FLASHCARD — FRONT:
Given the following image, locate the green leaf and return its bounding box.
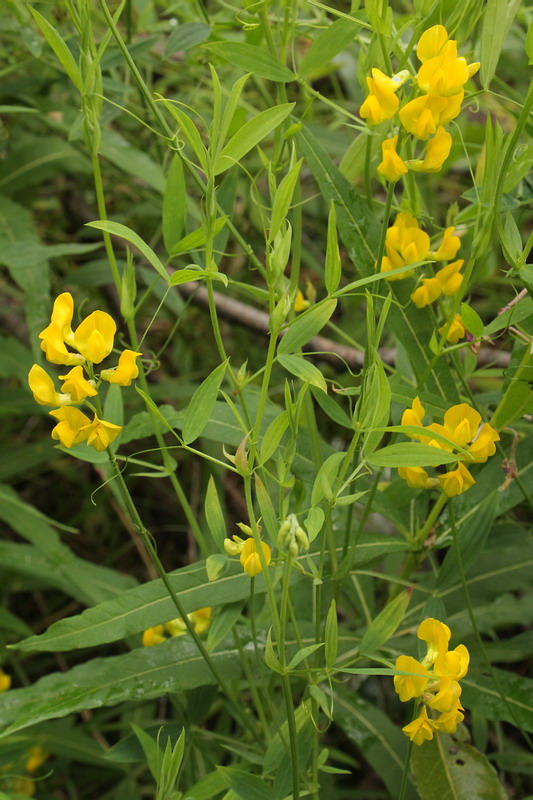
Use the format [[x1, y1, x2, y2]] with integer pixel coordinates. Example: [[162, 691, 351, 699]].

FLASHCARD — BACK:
[[205, 554, 228, 582], [254, 474, 278, 541], [325, 600, 338, 668], [304, 507, 324, 543], [164, 23, 211, 56], [491, 348, 533, 429], [460, 302, 484, 338], [359, 590, 411, 655], [100, 129, 165, 194], [157, 98, 208, 172], [411, 734, 507, 800], [213, 103, 294, 174], [167, 217, 227, 258], [310, 385, 352, 428], [462, 669, 533, 733], [360, 357, 391, 457], [162, 154, 186, 253], [311, 451, 345, 505], [204, 42, 295, 83], [367, 443, 460, 468], [85, 220, 170, 283], [325, 201, 341, 295], [204, 476, 227, 548], [287, 643, 324, 671], [259, 411, 289, 464], [131, 724, 160, 781], [217, 767, 272, 800], [269, 158, 303, 242], [299, 18, 359, 75], [480, 0, 520, 89], [29, 8, 83, 92], [182, 360, 227, 444], [277, 353, 327, 392], [278, 299, 337, 354]]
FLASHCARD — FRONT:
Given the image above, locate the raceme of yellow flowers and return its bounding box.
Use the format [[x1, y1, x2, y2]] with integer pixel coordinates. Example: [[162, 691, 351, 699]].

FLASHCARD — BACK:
[[394, 619, 469, 744], [27, 293, 141, 452], [359, 25, 479, 180], [379, 211, 466, 342], [142, 608, 212, 646], [398, 397, 500, 496]]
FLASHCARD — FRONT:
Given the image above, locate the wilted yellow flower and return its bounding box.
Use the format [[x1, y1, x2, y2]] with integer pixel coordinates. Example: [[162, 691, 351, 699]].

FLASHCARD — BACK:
[[49, 407, 92, 448], [83, 414, 122, 451], [434, 227, 461, 260], [377, 136, 408, 182], [142, 625, 166, 646], [100, 349, 142, 386], [438, 314, 465, 343], [438, 461, 475, 496], [394, 655, 430, 701], [59, 366, 97, 402], [0, 669, 11, 692], [293, 291, 310, 313], [240, 537, 272, 577], [73, 311, 116, 364], [359, 68, 400, 125], [411, 276, 442, 308], [410, 126, 452, 172]]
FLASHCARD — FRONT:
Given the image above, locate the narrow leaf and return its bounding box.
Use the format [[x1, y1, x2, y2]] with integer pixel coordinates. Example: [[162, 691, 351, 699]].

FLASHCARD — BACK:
[[182, 361, 227, 444], [86, 220, 169, 283], [214, 103, 294, 174]]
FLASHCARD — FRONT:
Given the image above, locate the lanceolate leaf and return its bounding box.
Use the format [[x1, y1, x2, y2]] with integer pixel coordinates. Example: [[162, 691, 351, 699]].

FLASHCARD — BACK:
[[86, 220, 170, 283], [213, 103, 294, 174]]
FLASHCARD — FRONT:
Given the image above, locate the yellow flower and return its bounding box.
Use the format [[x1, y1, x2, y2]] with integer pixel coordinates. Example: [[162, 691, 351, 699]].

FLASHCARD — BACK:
[[402, 705, 436, 746], [380, 215, 430, 280], [0, 669, 11, 692], [416, 25, 450, 63], [442, 403, 481, 447], [165, 618, 187, 637], [417, 618, 451, 666], [49, 407, 92, 448], [359, 68, 400, 125], [399, 93, 463, 139], [416, 25, 480, 96], [438, 314, 465, 344], [394, 655, 430, 701], [467, 423, 500, 463], [224, 535, 244, 556], [401, 396, 426, 430], [59, 366, 97, 402], [28, 364, 67, 407], [240, 537, 272, 577], [433, 700, 465, 733], [100, 349, 142, 386], [190, 607, 211, 634], [142, 625, 166, 646], [438, 462, 475, 497], [294, 290, 310, 313], [50, 292, 75, 343], [427, 677, 462, 713], [435, 259, 464, 295], [83, 414, 122, 451], [377, 136, 408, 182], [434, 644, 470, 680], [73, 311, 116, 364], [25, 747, 49, 774], [410, 126, 452, 172], [38, 321, 84, 366], [411, 276, 442, 308], [434, 227, 461, 260], [398, 466, 435, 489]]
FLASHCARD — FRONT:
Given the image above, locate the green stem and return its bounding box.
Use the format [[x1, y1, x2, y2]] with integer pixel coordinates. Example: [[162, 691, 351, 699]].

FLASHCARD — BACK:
[[375, 181, 395, 270], [281, 673, 300, 800], [413, 492, 447, 547], [398, 739, 413, 800], [91, 152, 121, 292]]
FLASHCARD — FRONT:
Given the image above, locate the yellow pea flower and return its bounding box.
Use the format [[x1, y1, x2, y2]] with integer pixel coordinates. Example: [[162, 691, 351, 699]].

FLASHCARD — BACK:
[[240, 537, 272, 577], [435, 643, 470, 680], [190, 607, 211, 634], [411, 276, 442, 308], [59, 366, 97, 402], [381, 215, 430, 280], [38, 321, 84, 366], [442, 403, 482, 447], [435, 259, 464, 295], [359, 68, 400, 125], [434, 227, 461, 260], [28, 364, 69, 407], [427, 677, 462, 713], [165, 618, 187, 637], [417, 25, 450, 62], [83, 414, 122, 451], [49, 407, 92, 448], [377, 136, 408, 182], [25, 747, 49, 774], [294, 290, 310, 313], [399, 93, 462, 139], [410, 126, 452, 172], [416, 25, 479, 96], [142, 625, 166, 646], [400, 396, 426, 434], [0, 669, 11, 692], [100, 350, 142, 386], [417, 618, 451, 665], [224, 535, 245, 556], [50, 292, 75, 343], [73, 311, 116, 364], [438, 462, 475, 497], [397, 466, 435, 489], [438, 313, 465, 344], [433, 700, 465, 733], [394, 655, 430, 701], [402, 705, 436, 746], [467, 423, 500, 463]]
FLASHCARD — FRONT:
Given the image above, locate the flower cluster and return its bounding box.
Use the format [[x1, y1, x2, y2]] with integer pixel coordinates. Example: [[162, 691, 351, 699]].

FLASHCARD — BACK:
[[394, 618, 469, 745], [28, 293, 141, 451], [224, 524, 272, 577], [399, 397, 500, 496], [142, 607, 212, 646], [359, 25, 479, 180]]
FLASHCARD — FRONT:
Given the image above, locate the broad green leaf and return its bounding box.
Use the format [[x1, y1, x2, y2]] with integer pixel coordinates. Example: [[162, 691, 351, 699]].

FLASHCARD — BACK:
[[304, 507, 324, 542], [204, 42, 295, 83], [162, 154, 186, 253], [86, 220, 169, 283], [359, 590, 411, 655], [277, 353, 327, 392], [213, 103, 294, 174], [299, 18, 359, 75], [367, 443, 460, 468], [491, 348, 533, 428], [0, 638, 242, 738], [480, 0, 520, 89], [30, 8, 83, 92], [204, 476, 227, 548], [462, 669, 533, 733], [269, 158, 303, 242], [278, 299, 337, 354], [217, 767, 272, 800], [311, 451, 345, 505], [164, 23, 211, 56], [484, 295, 533, 335], [325, 201, 341, 295], [411, 733, 507, 800], [460, 302, 484, 338], [168, 216, 227, 258], [182, 360, 227, 444]]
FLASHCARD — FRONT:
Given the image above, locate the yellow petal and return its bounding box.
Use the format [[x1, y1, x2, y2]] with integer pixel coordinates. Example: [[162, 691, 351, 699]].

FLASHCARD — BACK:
[[74, 311, 116, 364]]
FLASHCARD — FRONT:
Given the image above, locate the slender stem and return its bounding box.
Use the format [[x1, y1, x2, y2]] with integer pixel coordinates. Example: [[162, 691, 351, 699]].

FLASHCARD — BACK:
[[91, 153, 121, 292], [398, 739, 413, 800], [232, 626, 271, 739], [364, 134, 374, 209], [375, 181, 395, 269], [281, 673, 300, 800], [413, 492, 447, 547]]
